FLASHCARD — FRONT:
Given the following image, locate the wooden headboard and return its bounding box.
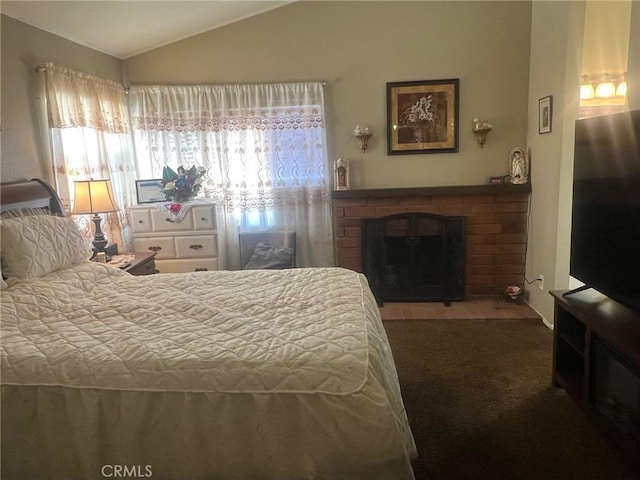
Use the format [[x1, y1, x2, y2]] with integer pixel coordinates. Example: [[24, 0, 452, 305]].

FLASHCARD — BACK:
[[0, 179, 66, 216]]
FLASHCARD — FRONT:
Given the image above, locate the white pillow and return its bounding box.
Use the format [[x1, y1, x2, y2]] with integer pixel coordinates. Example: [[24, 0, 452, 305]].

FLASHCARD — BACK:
[[0, 215, 90, 279]]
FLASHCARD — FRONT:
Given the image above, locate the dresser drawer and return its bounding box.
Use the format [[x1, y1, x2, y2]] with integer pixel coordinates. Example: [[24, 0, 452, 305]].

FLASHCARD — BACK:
[[131, 209, 152, 233], [132, 237, 176, 259], [155, 258, 218, 273], [175, 235, 218, 258], [150, 210, 194, 232], [193, 205, 216, 230]]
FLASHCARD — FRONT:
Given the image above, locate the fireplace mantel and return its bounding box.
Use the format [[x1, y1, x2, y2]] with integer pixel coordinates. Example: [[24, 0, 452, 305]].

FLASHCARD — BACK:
[[332, 182, 531, 199]]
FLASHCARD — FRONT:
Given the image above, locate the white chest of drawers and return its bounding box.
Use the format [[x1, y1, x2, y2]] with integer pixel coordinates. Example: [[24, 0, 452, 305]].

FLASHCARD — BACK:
[[129, 202, 218, 273]]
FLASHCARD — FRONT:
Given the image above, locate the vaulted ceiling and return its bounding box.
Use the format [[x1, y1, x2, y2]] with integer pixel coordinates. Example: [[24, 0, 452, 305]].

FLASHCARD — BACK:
[[1, 1, 293, 59]]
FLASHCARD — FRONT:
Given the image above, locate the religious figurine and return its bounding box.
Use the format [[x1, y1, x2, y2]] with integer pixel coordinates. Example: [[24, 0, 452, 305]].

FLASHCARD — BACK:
[[509, 147, 528, 184], [334, 158, 350, 190]]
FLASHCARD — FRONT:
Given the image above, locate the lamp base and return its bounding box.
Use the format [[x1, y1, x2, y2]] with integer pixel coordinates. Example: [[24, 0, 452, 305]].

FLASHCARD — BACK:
[[92, 237, 108, 252], [89, 214, 118, 261]]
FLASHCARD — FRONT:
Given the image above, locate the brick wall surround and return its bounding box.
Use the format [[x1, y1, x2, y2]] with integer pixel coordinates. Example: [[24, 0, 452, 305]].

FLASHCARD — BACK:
[[332, 183, 532, 297]]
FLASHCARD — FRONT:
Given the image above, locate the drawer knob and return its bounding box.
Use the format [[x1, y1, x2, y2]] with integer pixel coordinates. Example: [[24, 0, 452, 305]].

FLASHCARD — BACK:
[[195, 267, 209, 272], [200, 217, 208, 222], [148, 246, 162, 252], [165, 218, 174, 223], [138, 220, 144, 224], [189, 244, 203, 250]]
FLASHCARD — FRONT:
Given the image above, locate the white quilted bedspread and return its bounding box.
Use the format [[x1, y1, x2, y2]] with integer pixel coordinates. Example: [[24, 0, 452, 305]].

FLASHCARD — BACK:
[[1, 264, 373, 393]]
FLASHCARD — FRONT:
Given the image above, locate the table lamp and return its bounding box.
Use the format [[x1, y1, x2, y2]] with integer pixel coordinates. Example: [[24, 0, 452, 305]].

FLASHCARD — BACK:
[[71, 179, 118, 258]]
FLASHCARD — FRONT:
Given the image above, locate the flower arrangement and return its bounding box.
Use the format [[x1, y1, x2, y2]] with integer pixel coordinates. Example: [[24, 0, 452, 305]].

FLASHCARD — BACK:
[[161, 165, 206, 203]]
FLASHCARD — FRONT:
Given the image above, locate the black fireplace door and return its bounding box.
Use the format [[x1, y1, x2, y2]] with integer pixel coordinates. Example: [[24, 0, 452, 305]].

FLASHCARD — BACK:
[[361, 213, 464, 305]]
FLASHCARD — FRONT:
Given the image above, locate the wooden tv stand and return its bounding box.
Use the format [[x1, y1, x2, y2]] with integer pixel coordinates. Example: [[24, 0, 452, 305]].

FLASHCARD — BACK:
[[551, 289, 640, 474]]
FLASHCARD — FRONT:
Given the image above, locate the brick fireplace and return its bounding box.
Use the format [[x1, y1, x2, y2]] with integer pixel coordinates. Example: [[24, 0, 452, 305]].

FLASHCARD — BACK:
[[332, 183, 531, 297]]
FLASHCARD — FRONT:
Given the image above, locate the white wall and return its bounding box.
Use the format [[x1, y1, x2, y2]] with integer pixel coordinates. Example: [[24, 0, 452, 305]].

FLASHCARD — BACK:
[[525, 2, 585, 325], [582, 1, 632, 78]]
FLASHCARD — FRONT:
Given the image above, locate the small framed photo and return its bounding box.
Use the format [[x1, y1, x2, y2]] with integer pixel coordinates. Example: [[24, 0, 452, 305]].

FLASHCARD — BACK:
[[387, 79, 459, 155], [538, 95, 553, 134], [135, 179, 165, 204]]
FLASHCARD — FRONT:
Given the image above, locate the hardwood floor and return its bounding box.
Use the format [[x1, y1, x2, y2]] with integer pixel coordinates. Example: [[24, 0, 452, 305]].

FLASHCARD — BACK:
[[379, 296, 540, 321]]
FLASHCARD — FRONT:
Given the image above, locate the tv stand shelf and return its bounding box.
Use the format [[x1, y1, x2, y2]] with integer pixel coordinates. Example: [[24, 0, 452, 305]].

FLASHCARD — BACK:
[[551, 289, 640, 474]]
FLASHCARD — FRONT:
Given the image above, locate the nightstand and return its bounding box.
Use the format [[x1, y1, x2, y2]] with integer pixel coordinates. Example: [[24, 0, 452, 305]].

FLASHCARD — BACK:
[[122, 252, 158, 276]]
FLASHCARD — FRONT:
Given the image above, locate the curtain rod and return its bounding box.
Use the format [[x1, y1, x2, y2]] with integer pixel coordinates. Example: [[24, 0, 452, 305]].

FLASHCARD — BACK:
[[126, 80, 328, 87], [36, 64, 327, 87]]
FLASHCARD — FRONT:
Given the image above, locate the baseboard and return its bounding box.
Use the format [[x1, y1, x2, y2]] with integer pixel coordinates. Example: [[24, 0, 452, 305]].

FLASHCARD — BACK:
[[525, 300, 553, 330]]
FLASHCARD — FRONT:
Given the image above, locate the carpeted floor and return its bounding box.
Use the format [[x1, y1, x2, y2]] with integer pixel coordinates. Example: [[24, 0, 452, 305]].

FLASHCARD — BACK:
[[383, 318, 638, 480]]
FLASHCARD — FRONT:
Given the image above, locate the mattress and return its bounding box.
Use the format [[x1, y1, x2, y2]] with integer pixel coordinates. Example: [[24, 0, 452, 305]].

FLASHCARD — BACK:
[[1, 263, 417, 479]]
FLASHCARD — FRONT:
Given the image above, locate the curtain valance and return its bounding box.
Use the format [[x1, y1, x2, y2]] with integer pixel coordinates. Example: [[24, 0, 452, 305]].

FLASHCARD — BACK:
[[130, 83, 324, 132], [42, 63, 130, 133]]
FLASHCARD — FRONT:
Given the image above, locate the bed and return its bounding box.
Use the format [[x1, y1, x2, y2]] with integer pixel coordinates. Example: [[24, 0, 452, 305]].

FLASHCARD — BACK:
[[0, 179, 417, 479]]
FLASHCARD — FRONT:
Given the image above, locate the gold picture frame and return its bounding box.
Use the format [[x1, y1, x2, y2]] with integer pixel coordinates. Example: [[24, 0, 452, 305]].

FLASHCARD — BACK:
[[387, 79, 459, 155]]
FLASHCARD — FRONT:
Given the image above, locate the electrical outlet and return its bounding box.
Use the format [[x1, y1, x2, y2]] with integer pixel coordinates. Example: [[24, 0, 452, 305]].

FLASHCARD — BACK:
[[538, 275, 544, 291]]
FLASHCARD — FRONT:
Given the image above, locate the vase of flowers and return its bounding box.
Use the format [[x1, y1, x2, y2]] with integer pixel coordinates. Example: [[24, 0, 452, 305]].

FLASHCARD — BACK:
[[161, 165, 206, 203]]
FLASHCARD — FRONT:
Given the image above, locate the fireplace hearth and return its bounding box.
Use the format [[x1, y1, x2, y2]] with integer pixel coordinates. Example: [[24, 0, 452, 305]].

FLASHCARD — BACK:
[[362, 212, 465, 305]]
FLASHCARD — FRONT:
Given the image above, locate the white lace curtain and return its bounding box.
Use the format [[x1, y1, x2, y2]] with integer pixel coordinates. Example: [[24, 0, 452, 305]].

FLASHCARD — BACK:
[[42, 63, 137, 250], [129, 83, 334, 269]]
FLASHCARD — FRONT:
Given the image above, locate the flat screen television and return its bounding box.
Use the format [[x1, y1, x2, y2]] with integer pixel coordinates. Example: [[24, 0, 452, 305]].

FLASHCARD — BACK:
[[569, 109, 640, 312]]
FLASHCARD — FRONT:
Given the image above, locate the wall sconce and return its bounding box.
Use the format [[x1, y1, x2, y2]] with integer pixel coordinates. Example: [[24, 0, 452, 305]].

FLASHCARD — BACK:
[[472, 118, 492, 148], [353, 125, 372, 153]]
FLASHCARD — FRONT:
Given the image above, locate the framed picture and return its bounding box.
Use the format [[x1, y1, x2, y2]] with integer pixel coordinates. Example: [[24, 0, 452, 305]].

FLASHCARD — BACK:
[[387, 79, 459, 155], [334, 158, 350, 191], [135, 179, 165, 204], [538, 95, 553, 134]]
